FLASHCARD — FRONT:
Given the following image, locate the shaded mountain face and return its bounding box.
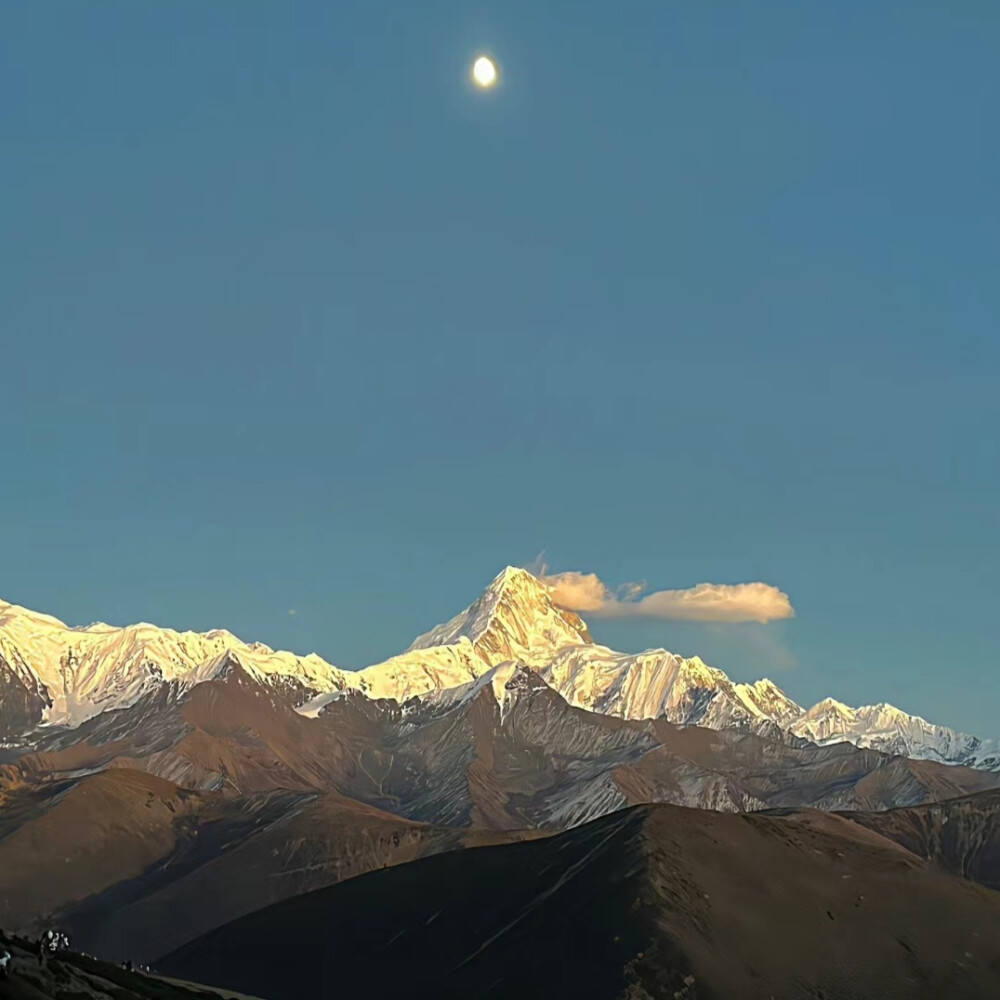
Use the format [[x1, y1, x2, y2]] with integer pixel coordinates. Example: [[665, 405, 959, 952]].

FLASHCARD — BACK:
[[0, 651, 49, 736], [10, 661, 995, 822], [839, 789, 1000, 892], [0, 763, 535, 963], [160, 802, 1000, 1000], [3, 569, 997, 769]]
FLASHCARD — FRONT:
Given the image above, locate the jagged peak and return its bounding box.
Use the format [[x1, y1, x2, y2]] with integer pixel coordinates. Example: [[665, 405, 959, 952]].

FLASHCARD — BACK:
[[495, 564, 541, 588], [497, 662, 557, 720], [806, 697, 855, 716], [678, 655, 728, 683], [0, 595, 347, 732], [477, 565, 557, 617], [504, 662, 550, 694], [184, 649, 251, 686], [741, 678, 799, 707], [404, 566, 592, 660]]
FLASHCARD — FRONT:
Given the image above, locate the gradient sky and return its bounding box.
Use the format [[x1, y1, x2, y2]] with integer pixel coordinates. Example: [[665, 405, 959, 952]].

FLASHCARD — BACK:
[[2, 2, 997, 736]]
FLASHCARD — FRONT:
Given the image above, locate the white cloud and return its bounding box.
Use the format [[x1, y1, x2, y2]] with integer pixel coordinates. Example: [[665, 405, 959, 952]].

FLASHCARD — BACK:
[[538, 569, 795, 624], [288, 609, 297, 616]]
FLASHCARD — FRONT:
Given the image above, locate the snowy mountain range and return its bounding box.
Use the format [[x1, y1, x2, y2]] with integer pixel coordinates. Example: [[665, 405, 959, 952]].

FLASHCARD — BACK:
[[1, 567, 997, 769]]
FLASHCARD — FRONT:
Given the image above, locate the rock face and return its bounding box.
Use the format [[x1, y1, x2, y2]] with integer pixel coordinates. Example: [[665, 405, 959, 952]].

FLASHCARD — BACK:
[[0, 650, 49, 736], [2, 570, 997, 770], [159, 802, 1000, 1000]]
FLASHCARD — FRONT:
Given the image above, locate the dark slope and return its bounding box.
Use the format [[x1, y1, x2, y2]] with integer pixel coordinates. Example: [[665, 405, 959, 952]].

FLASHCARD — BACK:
[[0, 769, 209, 932], [160, 808, 669, 1000], [161, 803, 1000, 1000], [840, 788, 1000, 890], [59, 789, 533, 963]]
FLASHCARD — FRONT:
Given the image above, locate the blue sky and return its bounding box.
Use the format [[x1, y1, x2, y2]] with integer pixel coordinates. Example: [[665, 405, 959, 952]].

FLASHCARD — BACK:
[[2, 2, 997, 735]]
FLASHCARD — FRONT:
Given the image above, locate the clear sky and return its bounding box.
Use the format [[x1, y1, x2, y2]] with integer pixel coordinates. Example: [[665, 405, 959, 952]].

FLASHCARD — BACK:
[[2, 2, 997, 735]]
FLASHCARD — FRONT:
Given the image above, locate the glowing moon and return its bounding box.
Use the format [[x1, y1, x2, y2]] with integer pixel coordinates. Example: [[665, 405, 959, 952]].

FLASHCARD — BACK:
[[472, 56, 498, 89]]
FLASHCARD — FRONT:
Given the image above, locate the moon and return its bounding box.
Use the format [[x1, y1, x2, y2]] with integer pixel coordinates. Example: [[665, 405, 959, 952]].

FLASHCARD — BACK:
[[472, 56, 498, 89]]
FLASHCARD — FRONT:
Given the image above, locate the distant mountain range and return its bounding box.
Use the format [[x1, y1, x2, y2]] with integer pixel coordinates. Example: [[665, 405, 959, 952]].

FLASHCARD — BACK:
[[3, 567, 997, 767]]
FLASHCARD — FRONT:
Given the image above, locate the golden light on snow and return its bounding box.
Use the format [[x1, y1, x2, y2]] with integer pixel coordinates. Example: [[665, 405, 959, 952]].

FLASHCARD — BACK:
[[472, 56, 498, 89]]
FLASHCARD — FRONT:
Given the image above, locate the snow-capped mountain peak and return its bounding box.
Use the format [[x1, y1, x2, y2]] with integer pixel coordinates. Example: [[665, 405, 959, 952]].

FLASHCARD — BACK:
[[0, 597, 349, 731], [391, 574, 999, 770], [731, 677, 804, 726], [812, 696, 853, 713], [316, 567, 596, 710], [0, 599, 68, 633], [786, 698, 1000, 768], [405, 565, 592, 663], [2, 574, 998, 773]]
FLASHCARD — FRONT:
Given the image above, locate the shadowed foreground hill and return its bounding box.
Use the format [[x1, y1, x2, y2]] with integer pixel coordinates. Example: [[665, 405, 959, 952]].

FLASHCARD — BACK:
[[160, 803, 1000, 1000]]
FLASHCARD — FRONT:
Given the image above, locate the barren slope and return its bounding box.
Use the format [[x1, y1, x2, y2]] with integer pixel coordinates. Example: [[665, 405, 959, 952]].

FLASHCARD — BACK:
[[160, 802, 1000, 1000]]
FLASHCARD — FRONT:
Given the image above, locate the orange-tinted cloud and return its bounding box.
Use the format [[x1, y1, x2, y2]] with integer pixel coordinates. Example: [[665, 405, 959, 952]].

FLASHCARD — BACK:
[[539, 570, 795, 624]]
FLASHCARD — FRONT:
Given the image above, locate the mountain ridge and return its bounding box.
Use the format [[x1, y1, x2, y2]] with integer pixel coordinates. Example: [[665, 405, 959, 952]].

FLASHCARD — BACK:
[[158, 801, 1000, 1000], [1, 649, 997, 958], [2, 568, 997, 770]]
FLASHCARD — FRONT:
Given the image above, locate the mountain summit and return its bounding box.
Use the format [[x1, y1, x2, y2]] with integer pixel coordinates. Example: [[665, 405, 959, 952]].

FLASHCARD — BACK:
[[312, 566, 595, 708], [406, 566, 593, 661]]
